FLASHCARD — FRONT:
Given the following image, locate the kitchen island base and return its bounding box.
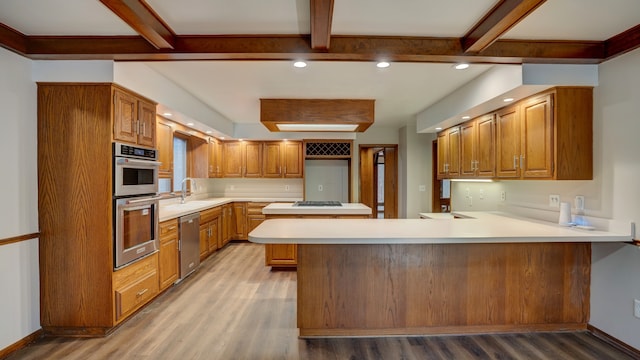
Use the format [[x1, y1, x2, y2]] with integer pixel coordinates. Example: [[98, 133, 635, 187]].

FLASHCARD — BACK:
[[297, 242, 590, 337]]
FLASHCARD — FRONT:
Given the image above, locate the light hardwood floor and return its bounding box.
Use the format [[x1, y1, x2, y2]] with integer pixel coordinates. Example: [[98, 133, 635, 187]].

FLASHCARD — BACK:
[[7, 243, 637, 360]]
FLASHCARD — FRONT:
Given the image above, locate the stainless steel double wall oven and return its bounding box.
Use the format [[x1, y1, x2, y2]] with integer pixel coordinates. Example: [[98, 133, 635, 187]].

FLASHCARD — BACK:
[[113, 142, 161, 269]]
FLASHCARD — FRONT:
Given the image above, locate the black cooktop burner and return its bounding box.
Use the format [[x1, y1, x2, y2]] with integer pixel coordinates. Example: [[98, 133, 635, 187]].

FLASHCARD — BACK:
[[293, 201, 343, 207]]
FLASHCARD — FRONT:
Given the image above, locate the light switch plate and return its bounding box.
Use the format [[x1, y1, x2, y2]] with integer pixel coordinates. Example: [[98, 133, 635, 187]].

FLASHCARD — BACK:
[[575, 196, 585, 211]]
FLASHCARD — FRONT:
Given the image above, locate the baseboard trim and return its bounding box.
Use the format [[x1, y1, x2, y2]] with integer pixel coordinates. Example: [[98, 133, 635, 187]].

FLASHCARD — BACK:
[[588, 324, 640, 358], [0, 329, 43, 359]]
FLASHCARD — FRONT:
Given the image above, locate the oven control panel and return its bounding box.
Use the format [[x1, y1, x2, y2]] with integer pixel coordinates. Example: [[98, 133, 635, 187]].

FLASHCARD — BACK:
[[114, 142, 158, 160]]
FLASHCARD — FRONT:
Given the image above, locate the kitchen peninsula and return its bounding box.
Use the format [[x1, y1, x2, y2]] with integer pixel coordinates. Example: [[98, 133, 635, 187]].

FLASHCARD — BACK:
[[261, 202, 372, 268], [249, 212, 631, 337]]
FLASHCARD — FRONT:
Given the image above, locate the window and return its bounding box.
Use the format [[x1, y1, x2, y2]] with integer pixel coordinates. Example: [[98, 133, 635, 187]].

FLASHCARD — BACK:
[[173, 136, 187, 192]]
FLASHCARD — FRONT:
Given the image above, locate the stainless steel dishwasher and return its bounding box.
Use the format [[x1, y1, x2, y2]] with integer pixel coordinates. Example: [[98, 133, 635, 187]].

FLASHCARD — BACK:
[[179, 212, 201, 280]]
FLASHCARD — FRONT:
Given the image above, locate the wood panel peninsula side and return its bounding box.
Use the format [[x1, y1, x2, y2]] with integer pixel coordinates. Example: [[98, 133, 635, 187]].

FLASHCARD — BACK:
[[248, 212, 630, 337], [261, 202, 372, 268]]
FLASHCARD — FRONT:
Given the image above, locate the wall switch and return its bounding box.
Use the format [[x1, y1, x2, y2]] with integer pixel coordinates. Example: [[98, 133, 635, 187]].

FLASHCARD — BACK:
[[479, 189, 484, 200], [501, 191, 506, 201], [634, 299, 640, 319], [285, 185, 290, 191], [318, 185, 323, 192], [467, 196, 473, 207], [575, 196, 585, 211], [419, 185, 426, 192], [549, 194, 560, 208]]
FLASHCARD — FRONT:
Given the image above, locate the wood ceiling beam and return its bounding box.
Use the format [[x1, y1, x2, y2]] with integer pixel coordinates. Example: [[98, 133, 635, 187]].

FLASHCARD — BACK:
[[99, 0, 175, 49], [604, 24, 640, 60], [0, 23, 28, 55], [462, 0, 547, 54], [21, 34, 604, 64], [310, 0, 334, 50]]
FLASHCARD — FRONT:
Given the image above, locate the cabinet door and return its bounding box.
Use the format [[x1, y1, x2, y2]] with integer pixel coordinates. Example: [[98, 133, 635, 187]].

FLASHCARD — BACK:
[[460, 121, 476, 177], [113, 89, 138, 144], [222, 142, 243, 177], [447, 127, 461, 177], [199, 223, 209, 260], [496, 105, 521, 178], [137, 100, 156, 147], [208, 218, 219, 253], [436, 131, 448, 179], [159, 220, 179, 291], [191, 137, 209, 179], [232, 202, 247, 239], [247, 215, 265, 234], [263, 142, 282, 178], [244, 142, 263, 178], [521, 94, 553, 178], [283, 141, 303, 178], [157, 120, 173, 178], [208, 138, 221, 178], [265, 244, 297, 266], [476, 114, 495, 178], [222, 205, 233, 246]]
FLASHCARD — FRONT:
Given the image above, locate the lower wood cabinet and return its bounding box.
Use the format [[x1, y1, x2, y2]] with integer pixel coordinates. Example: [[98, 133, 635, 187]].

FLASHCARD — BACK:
[[112, 253, 159, 323], [158, 219, 179, 291], [199, 207, 222, 261]]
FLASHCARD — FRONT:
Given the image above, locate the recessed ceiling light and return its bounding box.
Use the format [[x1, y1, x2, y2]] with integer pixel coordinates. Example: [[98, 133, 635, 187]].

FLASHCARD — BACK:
[[454, 63, 470, 70], [462, 115, 471, 120], [220, 137, 225, 140], [186, 122, 194, 126], [162, 112, 172, 117], [503, 98, 514, 102], [376, 61, 390, 68], [435, 127, 442, 131], [206, 130, 213, 134], [293, 61, 307, 68]]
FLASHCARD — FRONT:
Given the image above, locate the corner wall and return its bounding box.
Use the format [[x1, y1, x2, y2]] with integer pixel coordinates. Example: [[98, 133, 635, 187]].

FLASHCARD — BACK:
[[0, 48, 40, 350]]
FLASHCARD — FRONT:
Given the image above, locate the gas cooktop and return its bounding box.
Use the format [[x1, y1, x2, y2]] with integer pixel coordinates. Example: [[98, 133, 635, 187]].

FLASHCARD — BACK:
[[293, 201, 343, 207]]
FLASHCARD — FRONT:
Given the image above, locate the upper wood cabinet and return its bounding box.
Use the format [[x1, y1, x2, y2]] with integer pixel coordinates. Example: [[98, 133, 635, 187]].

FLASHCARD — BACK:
[[221, 141, 264, 178], [113, 88, 156, 147], [208, 137, 221, 178], [496, 87, 592, 180], [460, 114, 495, 178], [263, 141, 303, 178], [190, 137, 209, 179], [157, 118, 173, 179], [436, 126, 460, 179]]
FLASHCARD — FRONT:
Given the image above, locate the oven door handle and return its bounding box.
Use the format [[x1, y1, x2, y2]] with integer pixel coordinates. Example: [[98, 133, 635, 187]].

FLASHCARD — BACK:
[[125, 195, 162, 205], [115, 158, 162, 167]]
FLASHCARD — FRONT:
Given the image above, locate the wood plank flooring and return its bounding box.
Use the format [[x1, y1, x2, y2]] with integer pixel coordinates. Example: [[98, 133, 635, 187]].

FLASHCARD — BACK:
[[6, 243, 638, 360]]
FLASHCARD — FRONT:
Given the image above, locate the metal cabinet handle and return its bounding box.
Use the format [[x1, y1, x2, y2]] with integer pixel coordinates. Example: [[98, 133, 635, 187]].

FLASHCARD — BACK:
[[136, 288, 148, 297], [520, 155, 525, 169], [513, 155, 518, 169], [167, 226, 177, 231], [141, 122, 146, 136]]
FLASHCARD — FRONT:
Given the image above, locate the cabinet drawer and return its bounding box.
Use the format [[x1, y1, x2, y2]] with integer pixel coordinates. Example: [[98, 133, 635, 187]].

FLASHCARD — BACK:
[[114, 271, 159, 321], [247, 202, 269, 215], [113, 253, 157, 288], [159, 219, 178, 237], [200, 207, 222, 223]]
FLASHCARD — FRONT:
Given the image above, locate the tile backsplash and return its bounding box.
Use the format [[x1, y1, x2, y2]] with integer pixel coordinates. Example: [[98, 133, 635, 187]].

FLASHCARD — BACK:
[[194, 178, 304, 199]]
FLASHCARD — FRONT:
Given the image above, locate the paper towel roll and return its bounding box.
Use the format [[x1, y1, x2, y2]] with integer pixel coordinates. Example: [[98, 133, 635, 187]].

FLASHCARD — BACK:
[[559, 202, 572, 225]]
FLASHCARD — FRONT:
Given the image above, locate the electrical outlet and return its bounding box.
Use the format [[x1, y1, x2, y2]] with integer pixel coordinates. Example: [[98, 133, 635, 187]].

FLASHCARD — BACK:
[[549, 194, 560, 208], [318, 185, 323, 192], [501, 191, 506, 201], [465, 188, 470, 197], [467, 196, 473, 207], [285, 185, 290, 191], [634, 299, 640, 319], [419, 185, 426, 192], [479, 189, 484, 200], [575, 196, 585, 211]]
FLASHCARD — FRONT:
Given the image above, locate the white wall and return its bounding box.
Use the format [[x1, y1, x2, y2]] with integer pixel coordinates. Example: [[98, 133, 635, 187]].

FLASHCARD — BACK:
[[0, 47, 40, 350], [304, 160, 349, 202], [400, 122, 435, 218]]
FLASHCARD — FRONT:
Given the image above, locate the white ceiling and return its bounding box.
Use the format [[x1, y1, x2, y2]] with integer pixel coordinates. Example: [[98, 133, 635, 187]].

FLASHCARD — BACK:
[[1, 0, 639, 136]]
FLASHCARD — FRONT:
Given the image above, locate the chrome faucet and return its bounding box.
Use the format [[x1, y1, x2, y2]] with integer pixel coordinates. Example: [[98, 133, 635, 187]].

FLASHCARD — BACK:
[[180, 178, 196, 204]]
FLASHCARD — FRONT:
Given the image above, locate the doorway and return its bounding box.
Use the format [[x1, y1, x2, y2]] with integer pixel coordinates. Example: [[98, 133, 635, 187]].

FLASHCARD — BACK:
[[359, 145, 398, 218]]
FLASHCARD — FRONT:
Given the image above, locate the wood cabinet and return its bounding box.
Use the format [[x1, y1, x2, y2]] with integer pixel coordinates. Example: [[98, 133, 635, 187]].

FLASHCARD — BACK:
[[157, 118, 173, 179], [199, 207, 222, 260], [263, 141, 303, 178], [460, 114, 495, 178], [232, 202, 248, 240], [158, 219, 179, 291], [113, 88, 156, 147], [208, 137, 221, 178], [496, 88, 592, 180], [436, 126, 460, 179], [221, 141, 262, 177], [247, 202, 268, 234], [221, 204, 233, 247], [113, 253, 159, 323], [38, 83, 159, 336]]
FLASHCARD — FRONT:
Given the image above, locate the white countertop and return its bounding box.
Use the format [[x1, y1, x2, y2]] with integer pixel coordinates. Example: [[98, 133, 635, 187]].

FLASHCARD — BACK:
[[262, 202, 372, 215], [248, 211, 631, 244], [159, 197, 302, 222]]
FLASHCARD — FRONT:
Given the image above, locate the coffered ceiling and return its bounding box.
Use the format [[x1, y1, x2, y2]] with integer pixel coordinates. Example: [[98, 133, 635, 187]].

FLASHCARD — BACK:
[[0, 0, 639, 135]]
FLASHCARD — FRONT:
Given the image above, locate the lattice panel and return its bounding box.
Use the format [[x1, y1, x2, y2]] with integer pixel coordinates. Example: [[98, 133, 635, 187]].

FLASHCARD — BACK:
[[305, 142, 351, 157]]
